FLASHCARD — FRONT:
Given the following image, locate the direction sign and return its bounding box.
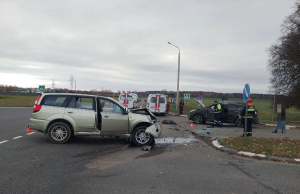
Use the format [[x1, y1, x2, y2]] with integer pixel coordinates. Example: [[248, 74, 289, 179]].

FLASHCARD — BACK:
[[243, 84, 250, 102], [38, 85, 45, 92], [184, 93, 190, 100], [198, 93, 204, 99]]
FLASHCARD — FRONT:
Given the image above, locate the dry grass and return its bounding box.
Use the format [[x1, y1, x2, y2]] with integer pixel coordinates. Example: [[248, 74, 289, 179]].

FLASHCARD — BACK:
[[219, 137, 300, 158]]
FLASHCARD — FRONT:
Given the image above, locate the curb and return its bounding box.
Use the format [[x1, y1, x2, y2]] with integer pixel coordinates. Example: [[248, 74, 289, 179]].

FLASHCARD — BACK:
[[212, 139, 300, 163]]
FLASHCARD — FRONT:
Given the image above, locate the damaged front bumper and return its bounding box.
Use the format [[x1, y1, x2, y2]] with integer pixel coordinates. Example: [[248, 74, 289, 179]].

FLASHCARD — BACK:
[[145, 123, 161, 138]]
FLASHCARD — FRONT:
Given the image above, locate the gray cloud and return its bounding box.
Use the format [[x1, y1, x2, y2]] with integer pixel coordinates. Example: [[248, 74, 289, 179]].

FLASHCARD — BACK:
[[0, 0, 294, 93]]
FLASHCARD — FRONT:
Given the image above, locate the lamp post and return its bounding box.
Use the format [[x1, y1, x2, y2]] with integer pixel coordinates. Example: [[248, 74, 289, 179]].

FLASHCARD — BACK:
[[168, 42, 180, 111]]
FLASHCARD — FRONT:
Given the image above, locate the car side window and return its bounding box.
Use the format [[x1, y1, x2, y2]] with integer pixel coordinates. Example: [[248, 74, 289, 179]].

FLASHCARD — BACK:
[[100, 99, 123, 114], [67, 97, 95, 111], [41, 95, 68, 107]]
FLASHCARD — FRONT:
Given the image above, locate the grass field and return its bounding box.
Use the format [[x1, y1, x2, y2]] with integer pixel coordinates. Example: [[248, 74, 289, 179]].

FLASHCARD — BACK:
[[0, 95, 37, 107], [219, 137, 300, 159], [169, 97, 300, 125]]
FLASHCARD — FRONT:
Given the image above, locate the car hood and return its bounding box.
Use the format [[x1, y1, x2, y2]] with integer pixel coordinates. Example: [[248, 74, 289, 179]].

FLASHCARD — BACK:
[[130, 108, 156, 122]]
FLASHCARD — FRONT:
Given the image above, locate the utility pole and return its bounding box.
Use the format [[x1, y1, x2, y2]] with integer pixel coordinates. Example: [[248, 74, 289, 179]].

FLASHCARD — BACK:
[[52, 79, 56, 90]]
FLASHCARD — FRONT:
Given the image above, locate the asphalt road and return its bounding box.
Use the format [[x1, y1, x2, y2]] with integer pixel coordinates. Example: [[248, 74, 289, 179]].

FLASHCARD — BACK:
[[0, 108, 299, 194]]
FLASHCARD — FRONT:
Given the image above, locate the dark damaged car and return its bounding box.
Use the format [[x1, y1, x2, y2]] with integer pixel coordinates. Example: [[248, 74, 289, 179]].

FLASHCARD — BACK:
[[188, 100, 259, 127]]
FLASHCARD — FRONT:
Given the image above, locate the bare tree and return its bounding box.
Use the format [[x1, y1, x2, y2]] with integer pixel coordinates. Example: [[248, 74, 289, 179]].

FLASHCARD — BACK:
[[268, 1, 300, 108]]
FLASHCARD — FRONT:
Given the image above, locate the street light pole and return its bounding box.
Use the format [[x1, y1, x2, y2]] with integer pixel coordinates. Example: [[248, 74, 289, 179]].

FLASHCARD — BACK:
[[168, 42, 180, 111]]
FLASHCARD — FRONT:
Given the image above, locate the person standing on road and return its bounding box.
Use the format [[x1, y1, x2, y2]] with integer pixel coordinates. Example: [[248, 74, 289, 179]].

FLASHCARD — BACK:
[[166, 101, 170, 115], [239, 98, 256, 137], [211, 100, 222, 128]]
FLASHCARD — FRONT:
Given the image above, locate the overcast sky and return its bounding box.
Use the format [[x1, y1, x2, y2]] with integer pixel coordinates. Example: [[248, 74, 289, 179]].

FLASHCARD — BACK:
[[0, 0, 295, 93]]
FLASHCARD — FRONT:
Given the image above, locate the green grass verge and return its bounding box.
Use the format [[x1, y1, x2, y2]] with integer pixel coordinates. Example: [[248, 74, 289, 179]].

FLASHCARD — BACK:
[[0, 95, 37, 107], [219, 137, 300, 159]]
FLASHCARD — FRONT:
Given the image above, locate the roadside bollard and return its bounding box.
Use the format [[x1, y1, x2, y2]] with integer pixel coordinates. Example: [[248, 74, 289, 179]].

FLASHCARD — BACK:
[[273, 104, 286, 133]]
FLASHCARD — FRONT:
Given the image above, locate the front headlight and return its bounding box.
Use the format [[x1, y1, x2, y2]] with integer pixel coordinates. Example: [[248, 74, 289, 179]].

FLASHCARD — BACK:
[[189, 109, 195, 113]]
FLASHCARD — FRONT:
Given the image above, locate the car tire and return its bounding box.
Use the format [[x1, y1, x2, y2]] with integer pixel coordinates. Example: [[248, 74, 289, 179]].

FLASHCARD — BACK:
[[193, 114, 204, 124], [131, 126, 154, 147], [234, 117, 243, 128], [47, 122, 72, 144]]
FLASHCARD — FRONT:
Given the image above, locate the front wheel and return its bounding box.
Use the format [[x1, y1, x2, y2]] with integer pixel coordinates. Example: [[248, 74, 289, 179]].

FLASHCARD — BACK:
[[131, 126, 154, 147], [235, 117, 243, 128], [47, 122, 72, 144], [193, 114, 205, 124]]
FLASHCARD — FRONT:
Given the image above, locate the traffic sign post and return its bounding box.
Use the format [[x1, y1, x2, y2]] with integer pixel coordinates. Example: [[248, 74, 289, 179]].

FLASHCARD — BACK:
[[243, 84, 250, 140], [184, 93, 190, 100], [198, 93, 204, 100], [184, 94, 190, 112], [38, 85, 45, 92]]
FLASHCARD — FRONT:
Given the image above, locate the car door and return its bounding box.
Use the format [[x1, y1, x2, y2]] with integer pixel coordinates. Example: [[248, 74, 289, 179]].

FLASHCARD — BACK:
[[207, 105, 215, 122], [228, 104, 240, 123], [65, 96, 96, 132], [98, 97, 129, 135]]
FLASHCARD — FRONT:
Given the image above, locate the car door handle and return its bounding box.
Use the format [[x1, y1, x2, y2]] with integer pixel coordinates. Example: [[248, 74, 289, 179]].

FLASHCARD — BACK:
[[104, 115, 109, 118], [67, 111, 74, 114]]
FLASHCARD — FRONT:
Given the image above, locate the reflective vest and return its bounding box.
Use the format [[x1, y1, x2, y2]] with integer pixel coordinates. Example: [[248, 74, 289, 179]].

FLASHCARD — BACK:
[[214, 103, 221, 113], [243, 105, 255, 118]]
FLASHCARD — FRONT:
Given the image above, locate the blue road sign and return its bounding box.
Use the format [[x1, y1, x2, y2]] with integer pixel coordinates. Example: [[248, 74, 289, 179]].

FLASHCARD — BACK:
[[243, 84, 250, 102], [184, 93, 190, 100], [38, 85, 45, 92], [198, 93, 204, 99]]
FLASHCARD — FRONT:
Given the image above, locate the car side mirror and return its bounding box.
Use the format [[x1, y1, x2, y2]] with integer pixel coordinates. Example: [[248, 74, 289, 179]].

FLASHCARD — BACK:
[[124, 107, 129, 114]]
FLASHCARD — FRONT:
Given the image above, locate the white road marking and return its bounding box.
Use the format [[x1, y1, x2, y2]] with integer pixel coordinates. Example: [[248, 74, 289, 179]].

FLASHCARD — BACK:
[[26, 132, 35, 135], [0, 140, 9, 144], [13, 136, 23, 140]]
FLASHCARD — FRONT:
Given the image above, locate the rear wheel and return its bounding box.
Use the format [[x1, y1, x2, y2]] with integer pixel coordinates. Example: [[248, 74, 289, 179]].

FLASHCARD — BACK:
[[47, 122, 71, 144], [131, 126, 154, 147], [193, 114, 204, 124]]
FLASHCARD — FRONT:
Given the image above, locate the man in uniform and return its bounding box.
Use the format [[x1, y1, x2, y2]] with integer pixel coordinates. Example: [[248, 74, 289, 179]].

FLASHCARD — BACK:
[[239, 98, 256, 137], [211, 100, 222, 128]]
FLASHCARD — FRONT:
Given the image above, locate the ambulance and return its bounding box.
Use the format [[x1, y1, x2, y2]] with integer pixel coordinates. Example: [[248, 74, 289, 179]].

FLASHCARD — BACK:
[[147, 93, 167, 115], [129, 93, 140, 108], [118, 93, 134, 108]]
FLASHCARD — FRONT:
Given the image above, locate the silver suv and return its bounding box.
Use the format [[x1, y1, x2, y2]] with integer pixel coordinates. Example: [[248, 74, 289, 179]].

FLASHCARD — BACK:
[[28, 93, 161, 146]]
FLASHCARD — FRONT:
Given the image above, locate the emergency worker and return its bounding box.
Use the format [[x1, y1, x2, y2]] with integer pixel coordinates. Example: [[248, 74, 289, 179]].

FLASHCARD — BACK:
[[166, 101, 170, 115], [211, 101, 222, 127], [239, 98, 256, 137]]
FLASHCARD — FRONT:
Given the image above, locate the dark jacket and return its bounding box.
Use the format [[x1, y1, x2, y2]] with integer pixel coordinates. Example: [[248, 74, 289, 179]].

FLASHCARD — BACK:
[[240, 103, 256, 118]]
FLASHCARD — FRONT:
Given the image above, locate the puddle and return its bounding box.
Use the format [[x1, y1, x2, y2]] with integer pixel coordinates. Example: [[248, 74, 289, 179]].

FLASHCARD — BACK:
[[154, 135, 199, 148]]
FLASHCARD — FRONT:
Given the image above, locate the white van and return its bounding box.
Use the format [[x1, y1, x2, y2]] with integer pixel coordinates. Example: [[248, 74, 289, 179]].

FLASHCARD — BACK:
[[147, 94, 167, 115], [129, 93, 139, 108], [119, 93, 134, 108]]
